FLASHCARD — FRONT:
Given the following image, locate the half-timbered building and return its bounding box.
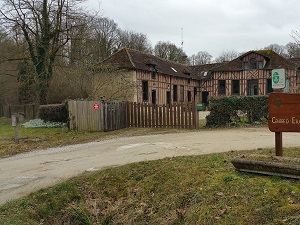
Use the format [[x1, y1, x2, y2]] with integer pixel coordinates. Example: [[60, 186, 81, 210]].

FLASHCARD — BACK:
[[102, 48, 200, 105], [197, 50, 300, 101], [102, 48, 300, 106]]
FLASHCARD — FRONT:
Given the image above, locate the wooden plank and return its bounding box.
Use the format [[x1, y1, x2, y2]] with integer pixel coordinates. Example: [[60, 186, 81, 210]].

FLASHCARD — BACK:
[[137, 102, 140, 127], [148, 103, 152, 127], [155, 104, 159, 128], [166, 104, 170, 128], [151, 103, 155, 128], [141, 102, 144, 127], [178, 103, 182, 129], [158, 105, 162, 127], [134, 102, 137, 127], [173, 103, 177, 128], [163, 105, 166, 128], [144, 103, 148, 127], [185, 102, 188, 129]]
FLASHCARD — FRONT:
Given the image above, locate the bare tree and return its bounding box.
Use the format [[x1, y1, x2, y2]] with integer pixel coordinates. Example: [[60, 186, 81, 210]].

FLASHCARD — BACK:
[[285, 42, 300, 58], [264, 43, 287, 57], [0, 0, 88, 104], [154, 41, 185, 62], [47, 62, 136, 103], [291, 30, 300, 45], [189, 51, 212, 65], [0, 27, 20, 105], [214, 50, 239, 63], [118, 30, 152, 53], [69, 16, 120, 63]]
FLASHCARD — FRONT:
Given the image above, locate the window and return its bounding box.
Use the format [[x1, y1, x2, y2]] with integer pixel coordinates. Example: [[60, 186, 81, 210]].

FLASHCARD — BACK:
[[187, 91, 191, 102], [180, 85, 184, 102], [247, 79, 258, 96], [142, 80, 149, 101], [166, 91, 171, 104], [232, 80, 240, 95], [173, 85, 178, 102], [258, 61, 263, 69], [218, 80, 226, 95], [151, 70, 156, 79], [243, 62, 249, 70], [152, 90, 156, 104], [266, 79, 273, 94], [188, 78, 191, 84], [249, 58, 257, 69], [194, 87, 197, 99]]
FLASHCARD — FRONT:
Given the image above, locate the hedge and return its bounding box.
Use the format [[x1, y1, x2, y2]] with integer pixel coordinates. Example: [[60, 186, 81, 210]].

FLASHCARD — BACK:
[[39, 103, 68, 123], [206, 96, 268, 127]]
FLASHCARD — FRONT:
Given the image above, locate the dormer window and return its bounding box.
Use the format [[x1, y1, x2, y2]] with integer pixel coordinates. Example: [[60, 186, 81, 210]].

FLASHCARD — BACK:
[[144, 59, 157, 79], [151, 69, 156, 79], [258, 61, 263, 69], [243, 62, 249, 70], [249, 58, 257, 69]]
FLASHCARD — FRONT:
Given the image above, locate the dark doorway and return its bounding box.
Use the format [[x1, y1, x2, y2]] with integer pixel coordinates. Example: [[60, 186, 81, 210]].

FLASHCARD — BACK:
[[187, 91, 191, 102], [166, 91, 171, 104], [247, 79, 258, 96], [152, 90, 156, 104], [202, 91, 209, 105]]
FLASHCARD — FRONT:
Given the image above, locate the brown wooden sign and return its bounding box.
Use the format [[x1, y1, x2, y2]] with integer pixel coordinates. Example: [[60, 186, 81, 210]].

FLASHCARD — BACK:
[[269, 93, 300, 132]]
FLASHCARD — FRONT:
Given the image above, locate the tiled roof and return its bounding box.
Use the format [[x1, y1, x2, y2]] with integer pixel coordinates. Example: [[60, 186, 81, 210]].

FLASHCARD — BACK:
[[102, 48, 197, 79], [102, 49, 300, 81], [191, 63, 225, 79], [214, 50, 297, 71]]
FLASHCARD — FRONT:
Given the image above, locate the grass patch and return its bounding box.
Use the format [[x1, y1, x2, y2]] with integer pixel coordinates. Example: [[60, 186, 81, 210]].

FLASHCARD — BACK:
[[0, 148, 299, 224]]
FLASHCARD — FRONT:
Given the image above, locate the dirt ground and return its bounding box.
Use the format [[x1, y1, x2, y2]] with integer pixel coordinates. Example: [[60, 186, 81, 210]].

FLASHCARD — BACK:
[[1, 126, 300, 205]]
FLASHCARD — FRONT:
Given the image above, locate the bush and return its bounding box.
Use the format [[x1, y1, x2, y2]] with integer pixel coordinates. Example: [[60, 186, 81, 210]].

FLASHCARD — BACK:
[[39, 103, 68, 123], [206, 96, 268, 127]]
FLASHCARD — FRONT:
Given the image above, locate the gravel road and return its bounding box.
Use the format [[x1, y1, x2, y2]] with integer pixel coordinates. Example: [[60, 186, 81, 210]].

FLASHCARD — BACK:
[[1, 126, 300, 205]]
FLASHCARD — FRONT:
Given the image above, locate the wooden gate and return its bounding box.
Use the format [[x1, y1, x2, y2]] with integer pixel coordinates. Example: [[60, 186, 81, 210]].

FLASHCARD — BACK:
[[102, 102, 129, 131]]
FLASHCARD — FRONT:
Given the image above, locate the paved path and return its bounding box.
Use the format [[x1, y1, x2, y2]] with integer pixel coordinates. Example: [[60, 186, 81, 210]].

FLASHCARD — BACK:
[[1, 127, 300, 205]]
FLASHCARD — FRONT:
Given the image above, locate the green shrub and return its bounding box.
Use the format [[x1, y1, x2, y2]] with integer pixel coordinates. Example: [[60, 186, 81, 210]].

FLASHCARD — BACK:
[[206, 96, 268, 127], [39, 103, 68, 123]]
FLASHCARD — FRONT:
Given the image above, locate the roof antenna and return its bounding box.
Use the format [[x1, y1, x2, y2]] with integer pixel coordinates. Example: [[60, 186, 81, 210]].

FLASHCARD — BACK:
[[181, 28, 184, 50]]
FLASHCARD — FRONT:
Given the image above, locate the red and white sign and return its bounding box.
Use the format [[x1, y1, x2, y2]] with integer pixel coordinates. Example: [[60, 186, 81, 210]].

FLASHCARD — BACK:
[[93, 103, 100, 110]]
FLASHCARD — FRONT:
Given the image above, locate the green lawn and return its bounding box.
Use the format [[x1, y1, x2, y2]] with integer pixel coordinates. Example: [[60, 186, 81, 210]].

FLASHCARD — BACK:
[[0, 117, 299, 224]]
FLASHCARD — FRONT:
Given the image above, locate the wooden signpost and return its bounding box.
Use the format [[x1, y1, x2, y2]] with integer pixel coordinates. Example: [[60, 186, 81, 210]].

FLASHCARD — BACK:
[[268, 92, 300, 156]]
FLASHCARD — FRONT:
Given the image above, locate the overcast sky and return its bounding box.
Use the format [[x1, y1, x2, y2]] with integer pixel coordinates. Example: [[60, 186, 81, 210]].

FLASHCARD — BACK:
[[85, 0, 299, 59]]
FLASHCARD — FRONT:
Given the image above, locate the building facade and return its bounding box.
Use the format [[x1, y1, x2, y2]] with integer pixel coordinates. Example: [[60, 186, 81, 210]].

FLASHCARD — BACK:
[[102, 48, 200, 105], [197, 50, 300, 100], [103, 48, 300, 105]]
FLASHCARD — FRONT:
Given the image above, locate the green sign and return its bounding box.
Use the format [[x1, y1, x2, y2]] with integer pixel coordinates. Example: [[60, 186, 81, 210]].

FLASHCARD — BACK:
[[272, 69, 286, 89], [272, 72, 280, 84]]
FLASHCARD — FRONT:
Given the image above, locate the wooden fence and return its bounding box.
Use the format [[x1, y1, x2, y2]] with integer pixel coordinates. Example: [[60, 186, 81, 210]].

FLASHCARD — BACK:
[[2, 104, 39, 119], [68, 100, 198, 132], [68, 100, 128, 132], [128, 102, 197, 129]]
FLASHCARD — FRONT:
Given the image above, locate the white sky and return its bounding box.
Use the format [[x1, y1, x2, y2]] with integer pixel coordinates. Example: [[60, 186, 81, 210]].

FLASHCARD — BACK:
[[84, 0, 300, 59]]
